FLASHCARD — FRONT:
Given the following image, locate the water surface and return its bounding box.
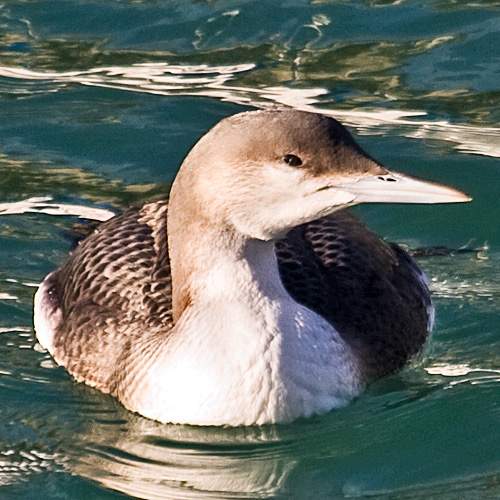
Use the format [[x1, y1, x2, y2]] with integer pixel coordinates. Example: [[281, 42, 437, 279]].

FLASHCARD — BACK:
[[0, 1, 499, 498]]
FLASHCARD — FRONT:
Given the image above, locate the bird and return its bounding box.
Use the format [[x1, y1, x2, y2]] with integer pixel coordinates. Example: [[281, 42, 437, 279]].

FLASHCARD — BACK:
[[33, 109, 471, 426]]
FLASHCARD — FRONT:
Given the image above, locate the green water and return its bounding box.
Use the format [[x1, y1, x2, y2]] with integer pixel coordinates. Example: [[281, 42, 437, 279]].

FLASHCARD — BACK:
[[0, 1, 499, 498]]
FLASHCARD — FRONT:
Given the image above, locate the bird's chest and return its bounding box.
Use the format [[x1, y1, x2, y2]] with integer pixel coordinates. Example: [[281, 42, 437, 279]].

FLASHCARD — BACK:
[[122, 297, 363, 426]]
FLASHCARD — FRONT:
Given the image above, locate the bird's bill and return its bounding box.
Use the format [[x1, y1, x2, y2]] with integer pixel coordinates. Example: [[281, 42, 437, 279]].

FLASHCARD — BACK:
[[335, 171, 471, 205]]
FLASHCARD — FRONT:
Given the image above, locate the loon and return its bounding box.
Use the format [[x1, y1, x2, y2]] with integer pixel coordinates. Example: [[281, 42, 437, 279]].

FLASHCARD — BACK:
[[33, 110, 471, 426]]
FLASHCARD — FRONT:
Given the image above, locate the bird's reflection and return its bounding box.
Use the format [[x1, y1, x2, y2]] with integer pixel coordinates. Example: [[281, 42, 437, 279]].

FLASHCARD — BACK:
[[70, 410, 296, 500]]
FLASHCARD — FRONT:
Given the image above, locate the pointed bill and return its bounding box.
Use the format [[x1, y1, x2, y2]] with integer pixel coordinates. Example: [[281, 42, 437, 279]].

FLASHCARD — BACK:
[[336, 171, 472, 205]]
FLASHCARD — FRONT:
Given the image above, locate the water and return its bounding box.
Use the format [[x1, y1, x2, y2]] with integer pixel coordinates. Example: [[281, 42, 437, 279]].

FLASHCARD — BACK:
[[0, 1, 499, 498]]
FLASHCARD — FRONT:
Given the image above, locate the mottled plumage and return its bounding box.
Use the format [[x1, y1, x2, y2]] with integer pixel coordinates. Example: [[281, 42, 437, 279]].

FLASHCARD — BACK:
[[276, 213, 430, 379], [41, 202, 171, 392], [42, 200, 429, 391]]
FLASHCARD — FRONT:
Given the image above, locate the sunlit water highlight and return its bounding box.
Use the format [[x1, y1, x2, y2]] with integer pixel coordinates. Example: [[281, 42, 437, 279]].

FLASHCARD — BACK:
[[2, 63, 500, 158]]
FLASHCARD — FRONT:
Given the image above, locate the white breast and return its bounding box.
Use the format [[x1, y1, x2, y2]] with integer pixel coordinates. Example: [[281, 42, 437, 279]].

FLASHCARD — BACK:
[[119, 275, 364, 426]]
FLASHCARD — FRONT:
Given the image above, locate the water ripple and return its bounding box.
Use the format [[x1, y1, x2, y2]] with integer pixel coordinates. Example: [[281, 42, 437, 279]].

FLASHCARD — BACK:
[[0, 196, 115, 221], [1, 62, 499, 158]]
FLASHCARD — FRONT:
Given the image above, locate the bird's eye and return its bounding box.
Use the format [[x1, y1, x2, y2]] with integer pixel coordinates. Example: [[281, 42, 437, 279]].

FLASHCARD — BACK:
[[283, 154, 303, 167]]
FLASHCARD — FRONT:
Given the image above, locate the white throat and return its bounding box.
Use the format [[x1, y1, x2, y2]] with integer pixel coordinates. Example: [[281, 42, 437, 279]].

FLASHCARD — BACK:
[[195, 238, 291, 305], [122, 235, 364, 426]]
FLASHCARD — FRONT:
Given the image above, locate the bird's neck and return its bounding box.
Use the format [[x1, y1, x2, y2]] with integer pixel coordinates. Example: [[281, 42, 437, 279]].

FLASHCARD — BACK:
[[167, 201, 289, 323]]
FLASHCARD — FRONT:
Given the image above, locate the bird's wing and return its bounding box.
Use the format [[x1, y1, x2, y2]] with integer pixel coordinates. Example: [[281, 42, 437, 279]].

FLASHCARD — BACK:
[[276, 210, 432, 379], [40, 200, 172, 392]]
